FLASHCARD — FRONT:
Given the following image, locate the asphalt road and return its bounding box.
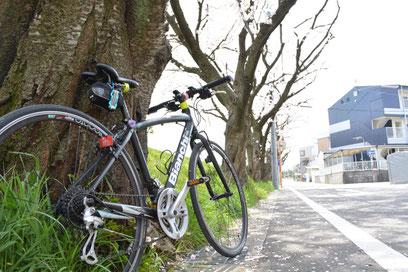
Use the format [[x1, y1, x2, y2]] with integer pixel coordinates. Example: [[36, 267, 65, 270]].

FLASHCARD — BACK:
[[177, 179, 408, 271]]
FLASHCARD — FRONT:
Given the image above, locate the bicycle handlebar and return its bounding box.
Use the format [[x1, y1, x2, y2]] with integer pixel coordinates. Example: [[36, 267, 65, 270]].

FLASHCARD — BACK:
[[147, 75, 233, 115], [202, 75, 233, 90]]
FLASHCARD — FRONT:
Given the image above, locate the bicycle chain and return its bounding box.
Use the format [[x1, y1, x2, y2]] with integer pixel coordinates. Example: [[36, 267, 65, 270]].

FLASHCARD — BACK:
[[94, 192, 154, 198]]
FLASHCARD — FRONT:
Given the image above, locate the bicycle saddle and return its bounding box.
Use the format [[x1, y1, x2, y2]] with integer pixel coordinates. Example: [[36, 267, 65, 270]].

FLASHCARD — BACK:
[[82, 63, 139, 88]]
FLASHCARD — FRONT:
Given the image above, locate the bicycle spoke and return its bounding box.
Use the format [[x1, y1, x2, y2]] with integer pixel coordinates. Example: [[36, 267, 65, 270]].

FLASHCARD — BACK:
[[190, 142, 247, 256]]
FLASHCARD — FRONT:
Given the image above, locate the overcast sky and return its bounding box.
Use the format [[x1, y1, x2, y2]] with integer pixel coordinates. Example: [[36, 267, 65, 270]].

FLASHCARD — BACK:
[[283, 0, 408, 169]]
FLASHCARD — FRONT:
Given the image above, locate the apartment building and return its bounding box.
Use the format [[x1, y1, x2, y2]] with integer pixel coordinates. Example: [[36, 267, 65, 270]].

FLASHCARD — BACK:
[[319, 85, 408, 183]]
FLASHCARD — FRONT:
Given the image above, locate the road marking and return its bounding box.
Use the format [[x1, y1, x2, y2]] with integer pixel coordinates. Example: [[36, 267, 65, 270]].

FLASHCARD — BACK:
[[289, 187, 408, 272], [306, 194, 340, 198]]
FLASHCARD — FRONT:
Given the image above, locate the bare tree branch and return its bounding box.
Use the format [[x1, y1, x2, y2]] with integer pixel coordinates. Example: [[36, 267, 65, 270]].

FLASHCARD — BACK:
[[169, 0, 237, 106], [166, 12, 188, 48], [209, 24, 235, 59], [312, 0, 329, 29], [202, 97, 228, 122], [252, 36, 285, 101], [171, 58, 203, 77], [168, 0, 340, 181], [243, 0, 297, 83], [235, 27, 248, 81], [236, 0, 255, 41], [195, 0, 209, 44], [298, 1, 339, 71]]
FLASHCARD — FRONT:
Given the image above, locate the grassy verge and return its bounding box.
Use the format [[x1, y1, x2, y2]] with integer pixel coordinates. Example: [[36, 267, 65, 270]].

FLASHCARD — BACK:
[[0, 149, 274, 271], [0, 155, 107, 272], [244, 177, 275, 208]]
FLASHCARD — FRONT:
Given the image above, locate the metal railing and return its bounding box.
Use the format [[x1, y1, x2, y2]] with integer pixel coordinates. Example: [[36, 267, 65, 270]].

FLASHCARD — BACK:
[[320, 160, 388, 175], [386, 127, 407, 139], [343, 160, 388, 171], [403, 98, 408, 108]]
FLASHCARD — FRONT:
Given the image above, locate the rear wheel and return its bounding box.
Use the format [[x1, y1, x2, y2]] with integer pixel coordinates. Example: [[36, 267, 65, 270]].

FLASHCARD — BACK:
[[189, 141, 248, 257], [0, 104, 146, 272]]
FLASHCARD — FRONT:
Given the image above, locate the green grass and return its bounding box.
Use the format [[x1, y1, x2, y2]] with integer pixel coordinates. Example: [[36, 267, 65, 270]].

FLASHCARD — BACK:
[[0, 149, 274, 272], [0, 155, 86, 271], [244, 176, 275, 208], [0, 154, 131, 272]]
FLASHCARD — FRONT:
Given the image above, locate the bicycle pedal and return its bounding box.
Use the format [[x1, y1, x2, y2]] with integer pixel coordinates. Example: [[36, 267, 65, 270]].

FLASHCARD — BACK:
[[187, 176, 210, 186], [99, 136, 113, 148]]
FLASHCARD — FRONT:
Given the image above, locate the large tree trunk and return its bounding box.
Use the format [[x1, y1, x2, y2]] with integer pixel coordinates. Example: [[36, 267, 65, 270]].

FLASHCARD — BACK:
[[0, 0, 170, 146], [224, 103, 250, 183], [0, 0, 170, 206], [248, 140, 272, 181], [0, 0, 171, 251]]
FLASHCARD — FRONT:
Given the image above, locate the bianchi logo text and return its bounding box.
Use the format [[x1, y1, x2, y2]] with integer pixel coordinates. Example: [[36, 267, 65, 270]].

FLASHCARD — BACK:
[[168, 131, 190, 185]]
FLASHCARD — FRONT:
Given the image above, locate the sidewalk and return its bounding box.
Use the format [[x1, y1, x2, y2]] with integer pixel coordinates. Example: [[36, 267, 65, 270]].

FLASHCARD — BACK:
[[175, 181, 384, 271], [175, 192, 277, 271]]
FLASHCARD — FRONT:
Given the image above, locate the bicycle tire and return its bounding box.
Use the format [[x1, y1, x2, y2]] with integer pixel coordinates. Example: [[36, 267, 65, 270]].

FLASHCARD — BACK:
[[0, 104, 146, 272], [189, 141, 248, 257]]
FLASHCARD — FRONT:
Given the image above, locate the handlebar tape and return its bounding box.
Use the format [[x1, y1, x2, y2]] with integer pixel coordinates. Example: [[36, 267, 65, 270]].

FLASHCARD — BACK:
[[202, 75, 233, 89], [148, 100, 179, 114]]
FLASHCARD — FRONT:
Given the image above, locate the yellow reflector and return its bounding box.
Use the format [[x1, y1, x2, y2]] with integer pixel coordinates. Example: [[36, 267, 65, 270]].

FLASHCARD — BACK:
[[123, 83, 130, 93], [180, 101, 188, 109]]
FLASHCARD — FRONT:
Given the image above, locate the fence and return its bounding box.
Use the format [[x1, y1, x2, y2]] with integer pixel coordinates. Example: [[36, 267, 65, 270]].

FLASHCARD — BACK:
[[320, 160, 388, 175]]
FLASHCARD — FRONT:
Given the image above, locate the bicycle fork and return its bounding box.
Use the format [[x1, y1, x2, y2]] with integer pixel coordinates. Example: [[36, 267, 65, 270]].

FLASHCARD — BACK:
[[194, 139, 234, 201]]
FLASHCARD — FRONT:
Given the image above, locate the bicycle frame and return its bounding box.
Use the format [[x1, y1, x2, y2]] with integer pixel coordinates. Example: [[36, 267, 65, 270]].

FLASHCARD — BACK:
[[78, 100, 231, 222]]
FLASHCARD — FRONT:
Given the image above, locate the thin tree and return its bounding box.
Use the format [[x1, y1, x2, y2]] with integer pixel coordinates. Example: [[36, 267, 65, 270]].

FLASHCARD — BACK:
[[167, 0, 339, 182]]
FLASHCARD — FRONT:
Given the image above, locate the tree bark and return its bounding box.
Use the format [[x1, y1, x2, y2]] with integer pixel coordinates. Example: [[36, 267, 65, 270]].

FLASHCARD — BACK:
[[0, 0, 171, 203], [0, 1, 174, 257], [0, 0, 171, 145], [224, 98, 251, 182]]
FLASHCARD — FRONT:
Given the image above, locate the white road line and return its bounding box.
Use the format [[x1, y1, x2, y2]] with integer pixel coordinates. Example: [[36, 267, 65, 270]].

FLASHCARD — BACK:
[[289, 187, 408, 272]]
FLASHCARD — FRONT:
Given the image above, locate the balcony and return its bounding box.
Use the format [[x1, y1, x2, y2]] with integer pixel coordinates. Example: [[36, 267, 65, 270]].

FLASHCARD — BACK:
[[403, 98, 408, 108], [321, 160, 388, 175], [386, 127, 408, 144]]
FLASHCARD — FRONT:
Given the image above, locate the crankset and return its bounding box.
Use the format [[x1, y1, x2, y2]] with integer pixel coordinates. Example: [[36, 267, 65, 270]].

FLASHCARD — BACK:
[[157, 188, 189, 239]]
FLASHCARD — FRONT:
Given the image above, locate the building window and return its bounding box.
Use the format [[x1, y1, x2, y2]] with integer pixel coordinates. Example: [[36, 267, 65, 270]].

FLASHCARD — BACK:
[[403, 96, 408, 108], [300, 150, 305, 157]]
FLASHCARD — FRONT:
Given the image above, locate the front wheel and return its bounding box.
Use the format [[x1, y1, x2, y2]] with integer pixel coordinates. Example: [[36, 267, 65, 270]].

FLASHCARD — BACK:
[[189, 141, 248, 257]]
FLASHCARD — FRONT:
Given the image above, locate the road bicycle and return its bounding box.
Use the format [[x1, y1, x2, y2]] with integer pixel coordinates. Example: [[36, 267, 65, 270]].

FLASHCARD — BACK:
[[0, 63, 248, 271]]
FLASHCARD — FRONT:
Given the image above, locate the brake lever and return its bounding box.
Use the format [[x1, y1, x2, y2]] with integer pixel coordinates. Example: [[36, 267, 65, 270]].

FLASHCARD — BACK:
[[166, 101, 180, 112]]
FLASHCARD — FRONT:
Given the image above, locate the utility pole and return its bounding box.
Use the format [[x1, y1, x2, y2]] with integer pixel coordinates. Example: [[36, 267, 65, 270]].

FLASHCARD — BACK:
[[271, 120, 281, 189]]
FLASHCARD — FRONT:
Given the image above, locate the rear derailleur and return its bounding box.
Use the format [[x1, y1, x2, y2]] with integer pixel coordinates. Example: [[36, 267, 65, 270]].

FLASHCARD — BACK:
[[56, 188, 104, 264]]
